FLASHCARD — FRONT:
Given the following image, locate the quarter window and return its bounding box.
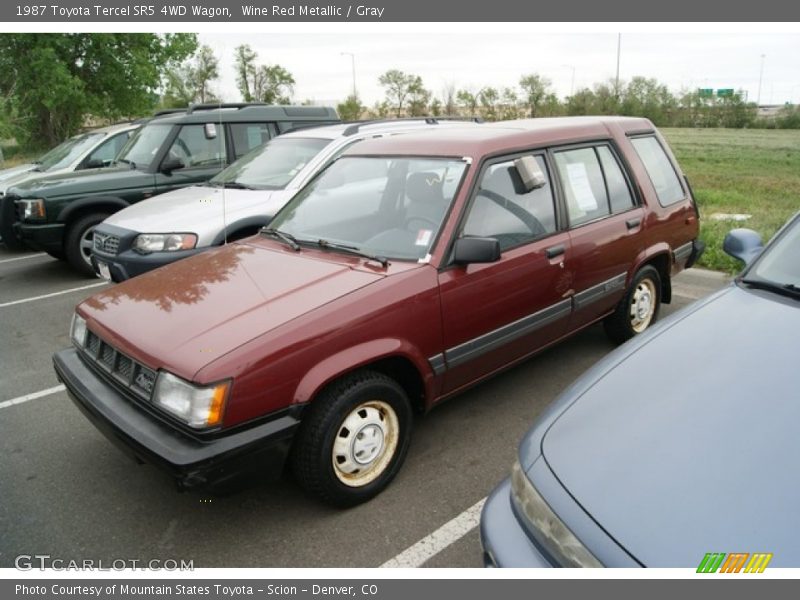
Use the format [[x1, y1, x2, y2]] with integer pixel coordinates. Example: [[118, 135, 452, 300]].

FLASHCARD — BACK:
[[597, 146, 635, 213], [230, 123, 275, 158], [463, 156, 556, 251], [630, 136, 685, 206]]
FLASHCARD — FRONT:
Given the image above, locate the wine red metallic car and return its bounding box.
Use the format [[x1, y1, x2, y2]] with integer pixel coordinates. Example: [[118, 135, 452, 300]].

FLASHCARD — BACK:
[[53, 117, 703, 506]]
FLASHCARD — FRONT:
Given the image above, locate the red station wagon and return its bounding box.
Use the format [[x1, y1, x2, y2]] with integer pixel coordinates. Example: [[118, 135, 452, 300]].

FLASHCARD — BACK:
[[54, 118, 704, 506]]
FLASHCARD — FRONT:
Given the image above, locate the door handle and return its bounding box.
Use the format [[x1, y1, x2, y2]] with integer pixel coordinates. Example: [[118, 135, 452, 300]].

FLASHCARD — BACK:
[[545, 244, 565, 259], [626, 218, 641, 230]]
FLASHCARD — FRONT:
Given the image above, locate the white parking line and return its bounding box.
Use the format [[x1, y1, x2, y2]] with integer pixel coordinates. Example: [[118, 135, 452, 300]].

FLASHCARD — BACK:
[[0, 281, 107, 308], [0, 253, 46, 264], [380, 498, 486, 568], [0, 384, 66, 409]]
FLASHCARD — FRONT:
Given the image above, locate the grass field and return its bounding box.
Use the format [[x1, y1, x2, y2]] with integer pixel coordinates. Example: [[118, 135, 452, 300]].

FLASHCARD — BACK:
[[662, 128, 800, 272], [4, 129, 799, 272]]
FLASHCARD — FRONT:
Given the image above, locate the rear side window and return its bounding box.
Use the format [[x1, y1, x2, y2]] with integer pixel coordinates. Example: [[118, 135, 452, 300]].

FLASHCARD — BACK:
[[86, 131, 131, 166], [230, 123, 275, 158], [463, 156, 556, 251], [630, 136, 685, 206]]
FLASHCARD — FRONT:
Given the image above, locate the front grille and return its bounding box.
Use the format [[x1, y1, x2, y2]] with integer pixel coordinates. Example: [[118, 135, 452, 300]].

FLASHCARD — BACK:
[[83, 330, 156, 399], [93, 232, 120, 255]]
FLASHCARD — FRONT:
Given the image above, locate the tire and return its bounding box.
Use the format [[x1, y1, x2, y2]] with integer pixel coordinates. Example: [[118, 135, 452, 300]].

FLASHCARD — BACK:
[[604, 265, 662, 345], [64, 212, 110, 276], [291, 370, 413, 507]]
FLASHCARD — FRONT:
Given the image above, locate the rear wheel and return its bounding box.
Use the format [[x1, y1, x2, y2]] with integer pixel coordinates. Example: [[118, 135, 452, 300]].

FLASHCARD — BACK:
[[604, 265, 662, 344], [291, 370, 413, 507], [64, 212, 109, 276]]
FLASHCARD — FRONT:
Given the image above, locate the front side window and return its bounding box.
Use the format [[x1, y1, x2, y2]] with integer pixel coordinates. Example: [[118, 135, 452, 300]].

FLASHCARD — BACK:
[[116, 124, 174, 170], [268, 156, 468, 261], [630, 135, 685, 206], [212, 137, 330, 190], [165, 124, 227, 169], [462, 156, 556, 251]]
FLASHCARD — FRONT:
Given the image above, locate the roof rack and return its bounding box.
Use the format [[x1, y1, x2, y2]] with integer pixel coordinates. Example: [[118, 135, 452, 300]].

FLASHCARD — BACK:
[[186, 102, 268, 114], [342, 116, 483, 137]]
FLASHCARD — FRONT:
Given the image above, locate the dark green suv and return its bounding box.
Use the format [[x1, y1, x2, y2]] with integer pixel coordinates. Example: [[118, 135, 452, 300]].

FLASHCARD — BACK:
[[1, 103, 339, 274]]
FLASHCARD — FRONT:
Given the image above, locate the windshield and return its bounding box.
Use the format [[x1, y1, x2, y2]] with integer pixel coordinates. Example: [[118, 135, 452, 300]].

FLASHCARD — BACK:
[[38, 133, 105, 171], [745, 215, 800, 292], [268, 156, 468, 261], [115, 124, 173, 170], [211, 137, 330, 190]]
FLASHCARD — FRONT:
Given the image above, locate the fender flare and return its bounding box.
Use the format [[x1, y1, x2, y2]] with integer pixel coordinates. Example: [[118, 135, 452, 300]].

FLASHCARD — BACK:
[[630, 243, 673, 303], [292, 338, 436, 408], [57, 196, 130, 223], [210, 215, 272, 245]]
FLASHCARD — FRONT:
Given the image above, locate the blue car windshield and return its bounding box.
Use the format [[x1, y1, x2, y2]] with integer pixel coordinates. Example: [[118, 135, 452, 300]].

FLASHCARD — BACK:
[[746, 215, 800, 293]]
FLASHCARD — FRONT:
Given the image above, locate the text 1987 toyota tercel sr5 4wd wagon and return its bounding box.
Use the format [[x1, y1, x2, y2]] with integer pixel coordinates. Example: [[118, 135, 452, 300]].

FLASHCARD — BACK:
[[54, 117, 703, 506]]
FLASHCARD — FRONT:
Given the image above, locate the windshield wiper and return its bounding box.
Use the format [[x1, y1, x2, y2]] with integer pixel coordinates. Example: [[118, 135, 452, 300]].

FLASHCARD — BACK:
[[741, 278, 800, 300], [314, 239, 389, 268], [116, 158, 136, 169], [209, 181, 255, 190], [261, 227, 300, 251]]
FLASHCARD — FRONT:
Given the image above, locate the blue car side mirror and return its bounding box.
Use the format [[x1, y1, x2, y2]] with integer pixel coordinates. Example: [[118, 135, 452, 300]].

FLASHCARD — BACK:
[[723, 228, 763, 265]]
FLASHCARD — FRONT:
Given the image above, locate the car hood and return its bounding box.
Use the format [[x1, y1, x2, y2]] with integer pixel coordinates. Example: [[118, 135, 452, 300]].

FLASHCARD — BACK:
[[0, 163, 36, 186], [78, 239, 385, 381], [103, 185, 294, 240], [538, 285, 800, 567], [7, 165, 139, 197]]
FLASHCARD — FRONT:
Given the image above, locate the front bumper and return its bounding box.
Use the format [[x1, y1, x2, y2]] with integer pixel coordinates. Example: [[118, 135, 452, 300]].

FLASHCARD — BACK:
[[17, 221, 65, 253], [92, 247, 204, 282], [479, 478, 556, 568], [53, 347, 300, 489]]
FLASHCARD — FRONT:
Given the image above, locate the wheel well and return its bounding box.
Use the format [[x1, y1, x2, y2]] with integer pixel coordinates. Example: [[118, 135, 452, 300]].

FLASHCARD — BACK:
[[62, 204, 120, 227], [223, 225, 262, 243], [316, 356, 426, 414], [642, 253, 671, 304]]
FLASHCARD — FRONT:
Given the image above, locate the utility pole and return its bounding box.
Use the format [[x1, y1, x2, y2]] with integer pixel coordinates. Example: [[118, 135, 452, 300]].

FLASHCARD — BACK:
[[341, 52, 357, 99], [615, 33, 621, 97]]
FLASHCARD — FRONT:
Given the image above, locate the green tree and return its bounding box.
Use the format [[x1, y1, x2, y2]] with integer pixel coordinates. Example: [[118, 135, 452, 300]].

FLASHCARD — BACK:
[[620, 77, 675, 125], [0, 33, 197, 149], [234, 44, 295, 104], [162, 45, 220, 108], [407, 76, 431, 116], [456, 89, 479, 117], [500, 88, 522, 120], [478, 87, 500, 121], [337, 94, 364, 121], [519, 74, 552, 118], [378, 70, 417, 117]]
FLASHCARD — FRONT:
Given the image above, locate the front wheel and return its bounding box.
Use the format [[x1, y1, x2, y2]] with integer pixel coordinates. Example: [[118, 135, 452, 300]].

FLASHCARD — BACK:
[[604, 265, 662, 344], [291, 370, 413, 507], [64, 212, 110, 276]]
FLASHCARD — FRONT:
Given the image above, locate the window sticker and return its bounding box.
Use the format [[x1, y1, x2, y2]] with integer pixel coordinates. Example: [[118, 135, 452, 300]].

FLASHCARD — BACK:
[[566, 162, 598, 211], [415, 229, 433, 246]]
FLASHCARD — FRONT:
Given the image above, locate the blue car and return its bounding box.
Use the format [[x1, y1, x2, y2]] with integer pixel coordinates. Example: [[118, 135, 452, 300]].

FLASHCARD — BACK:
[[480, 211, 800, 568]]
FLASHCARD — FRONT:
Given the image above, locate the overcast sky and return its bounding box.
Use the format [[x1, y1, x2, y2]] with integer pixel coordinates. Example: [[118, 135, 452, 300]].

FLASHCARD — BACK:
[[198, 31, 800, 107]]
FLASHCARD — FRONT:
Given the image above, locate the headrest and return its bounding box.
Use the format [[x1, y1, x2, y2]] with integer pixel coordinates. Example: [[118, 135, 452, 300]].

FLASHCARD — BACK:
[[406, 171, 444, 204]]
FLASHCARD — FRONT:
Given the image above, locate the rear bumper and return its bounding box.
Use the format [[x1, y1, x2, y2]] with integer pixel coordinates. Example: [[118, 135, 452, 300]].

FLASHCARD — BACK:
[[53, 347, 300, 489]]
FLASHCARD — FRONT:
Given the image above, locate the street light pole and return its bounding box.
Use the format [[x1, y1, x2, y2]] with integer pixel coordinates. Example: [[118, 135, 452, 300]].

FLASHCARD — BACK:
[[341, 52, 356, 99], [757, 54, 766, 106]]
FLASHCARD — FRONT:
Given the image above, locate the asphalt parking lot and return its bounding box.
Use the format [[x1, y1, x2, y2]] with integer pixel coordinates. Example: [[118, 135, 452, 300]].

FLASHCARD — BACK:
[[0, 246, 729, 569]]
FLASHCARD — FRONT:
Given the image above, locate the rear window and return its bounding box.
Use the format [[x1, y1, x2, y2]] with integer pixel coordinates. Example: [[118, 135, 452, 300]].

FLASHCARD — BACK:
[[630, 136, 685, 206]]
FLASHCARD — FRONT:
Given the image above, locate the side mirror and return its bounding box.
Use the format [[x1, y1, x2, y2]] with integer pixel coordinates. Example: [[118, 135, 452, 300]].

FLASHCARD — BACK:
[[723, 228, 763, 265], [514, 155, 547, 192], [160, 156, 185, 175], [204, 123, 218, 139], [453, 237, 501, 265]]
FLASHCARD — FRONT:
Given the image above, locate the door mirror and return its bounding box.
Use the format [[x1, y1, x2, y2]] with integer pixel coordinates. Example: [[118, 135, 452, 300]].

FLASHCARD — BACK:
[[160, 156, 185, 175], [514, 155, 547, 192], [723, 228, 763, 265], [453, 237, 501, 265], [204, 123, 218, 139]]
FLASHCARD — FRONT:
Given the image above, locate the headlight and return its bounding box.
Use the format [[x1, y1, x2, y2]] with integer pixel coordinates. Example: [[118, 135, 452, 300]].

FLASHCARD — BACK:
[[132, 233, 198, 254], [510, 460, 602, 567], [70, 313, 87, 347], [18, 198, 46, 220], [152, 371, 230, 428]]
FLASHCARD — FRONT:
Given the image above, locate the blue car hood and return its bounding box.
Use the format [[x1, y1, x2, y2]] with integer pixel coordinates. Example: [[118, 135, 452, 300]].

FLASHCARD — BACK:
[[540, 285, 800, 567]]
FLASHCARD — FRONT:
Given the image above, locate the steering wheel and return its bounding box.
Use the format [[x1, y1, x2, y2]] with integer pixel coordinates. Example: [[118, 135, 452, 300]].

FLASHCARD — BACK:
[[405, 215, 440, 230], [477, 189, 547, 237]]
